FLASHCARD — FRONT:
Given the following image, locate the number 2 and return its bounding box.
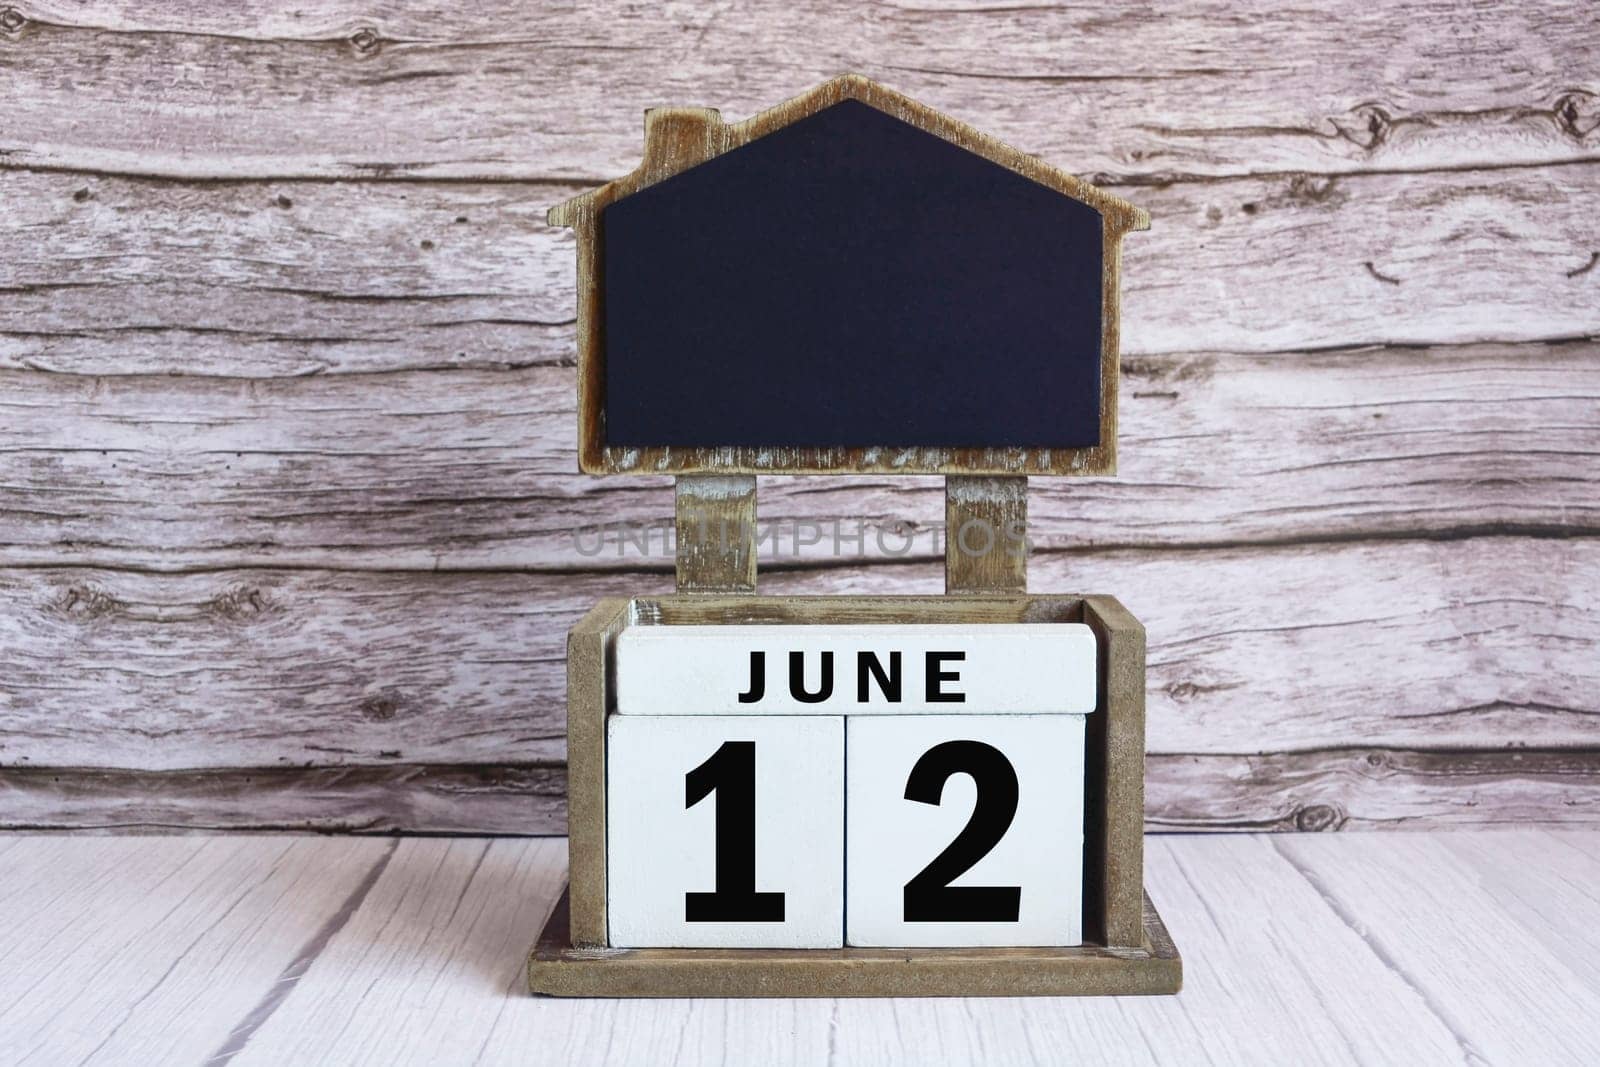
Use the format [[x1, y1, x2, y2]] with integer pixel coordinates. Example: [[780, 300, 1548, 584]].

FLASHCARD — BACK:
[[902, 740, 1021, 922], [684, 741, 786, 922]]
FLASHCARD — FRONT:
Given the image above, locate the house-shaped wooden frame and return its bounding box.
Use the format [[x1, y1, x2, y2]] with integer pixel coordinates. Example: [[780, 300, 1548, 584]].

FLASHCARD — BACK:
[[549, 73, 1149, 477]]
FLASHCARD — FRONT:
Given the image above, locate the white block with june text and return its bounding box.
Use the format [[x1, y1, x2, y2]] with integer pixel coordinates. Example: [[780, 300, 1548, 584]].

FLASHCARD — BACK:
[[614, 624, 1096, 715]]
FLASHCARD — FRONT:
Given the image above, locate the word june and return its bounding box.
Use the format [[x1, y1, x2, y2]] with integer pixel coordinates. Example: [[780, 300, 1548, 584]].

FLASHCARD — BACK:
[[736, 650, 966, 705]]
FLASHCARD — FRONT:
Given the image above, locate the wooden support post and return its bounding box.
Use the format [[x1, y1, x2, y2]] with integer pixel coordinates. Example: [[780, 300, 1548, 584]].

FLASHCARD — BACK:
[[565, 598, 632, 947], [1082, 595, 1147, 948], [945, 475, 1028, 594], [675, 475, 758, 594]]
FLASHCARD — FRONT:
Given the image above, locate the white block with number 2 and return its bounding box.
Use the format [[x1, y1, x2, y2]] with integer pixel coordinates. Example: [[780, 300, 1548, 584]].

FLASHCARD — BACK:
[[846, 714, 1086, 947], [607, 715, 845, 948]]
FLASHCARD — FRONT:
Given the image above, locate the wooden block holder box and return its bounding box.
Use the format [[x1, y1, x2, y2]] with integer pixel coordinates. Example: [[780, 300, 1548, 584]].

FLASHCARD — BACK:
[[529, 588, 1181, 997], [528, 76, 1181, 997]]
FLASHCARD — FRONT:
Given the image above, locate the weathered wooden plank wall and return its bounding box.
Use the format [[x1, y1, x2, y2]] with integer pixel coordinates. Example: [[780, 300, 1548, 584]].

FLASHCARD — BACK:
[[1, 0, 1596, 831]]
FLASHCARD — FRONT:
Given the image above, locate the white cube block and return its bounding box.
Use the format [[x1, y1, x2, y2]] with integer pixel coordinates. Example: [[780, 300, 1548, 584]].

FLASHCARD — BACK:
[[614, 624, 1096, 716], [845, 714, 1086, 947], [606, 715, 845, 948]]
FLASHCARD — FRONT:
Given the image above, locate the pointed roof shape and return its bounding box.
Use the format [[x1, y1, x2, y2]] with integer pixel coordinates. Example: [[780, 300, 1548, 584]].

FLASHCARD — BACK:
[[551, 75, 1147, 477], [551, 73, 1148, 232]]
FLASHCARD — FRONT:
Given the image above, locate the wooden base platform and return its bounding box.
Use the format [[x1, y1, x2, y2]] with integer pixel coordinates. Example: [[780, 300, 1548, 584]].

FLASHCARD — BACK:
[[528, 887, 1181, 998]]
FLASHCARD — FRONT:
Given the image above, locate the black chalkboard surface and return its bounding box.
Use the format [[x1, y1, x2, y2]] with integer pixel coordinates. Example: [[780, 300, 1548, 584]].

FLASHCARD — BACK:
[[601, 99, 1104, 451]]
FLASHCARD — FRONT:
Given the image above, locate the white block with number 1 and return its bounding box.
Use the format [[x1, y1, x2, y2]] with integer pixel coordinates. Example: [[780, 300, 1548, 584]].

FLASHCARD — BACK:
[[607, 715, 845, 948], [846, 714, 1086, 947], [615, 624, 1096, 715]]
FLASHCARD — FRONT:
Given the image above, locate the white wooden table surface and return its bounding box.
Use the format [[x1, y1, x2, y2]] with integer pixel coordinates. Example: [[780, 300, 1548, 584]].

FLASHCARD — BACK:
[[1, 832, 1595, 1066]]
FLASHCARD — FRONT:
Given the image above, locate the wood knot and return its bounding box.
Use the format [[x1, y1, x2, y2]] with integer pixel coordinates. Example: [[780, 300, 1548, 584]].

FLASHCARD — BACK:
[[275, 194, 293, 209], [1285, 174, 1343, 207], [72, 187, 92, 203], [1121, 354, 1214, 385], [1566, 251, 1599, 279], [349, 27, 381, 54], [360, 691, 404, 722], [1364, 261, 1402, 286], [1334, 103, 1392, 151], [1553, 90, 1598, 140], [0, 7, 26, 33], [56, 585, 123, 620], [1294, 804, 1344, 832], [203, 586, 268, 620]]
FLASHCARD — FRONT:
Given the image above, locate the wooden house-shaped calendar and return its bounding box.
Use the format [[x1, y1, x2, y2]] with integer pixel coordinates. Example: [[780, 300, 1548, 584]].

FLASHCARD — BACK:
[[529, 75, 1181, 997]]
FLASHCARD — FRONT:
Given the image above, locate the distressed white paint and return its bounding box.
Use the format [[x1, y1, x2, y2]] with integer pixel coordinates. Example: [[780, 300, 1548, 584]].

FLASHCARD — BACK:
[[0, 836, 391, 1066], [845, 714, 1086, 947], [614, 624, 1096, 716], [7, 2, 1598, 183], [1277, 833, 1600, 1064], [5, 345, 1595, 570], [0, 536, 1596, 832], [3, 539, 1590, 770], [0, 1, 1594, 832], [6, 832, 1584, 1064], [606, 715, 845, 948], [3, 167, 1598, 381]]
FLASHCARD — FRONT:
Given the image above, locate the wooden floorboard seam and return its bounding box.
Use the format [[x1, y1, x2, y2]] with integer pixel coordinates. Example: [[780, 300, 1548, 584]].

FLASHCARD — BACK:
[[204, 839, 399, 1066], [1265, 836, 1486, 1062]]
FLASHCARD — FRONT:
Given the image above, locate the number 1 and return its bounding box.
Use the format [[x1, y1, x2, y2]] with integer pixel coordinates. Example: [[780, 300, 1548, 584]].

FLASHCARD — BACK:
[[684, 741, 786, 922]]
